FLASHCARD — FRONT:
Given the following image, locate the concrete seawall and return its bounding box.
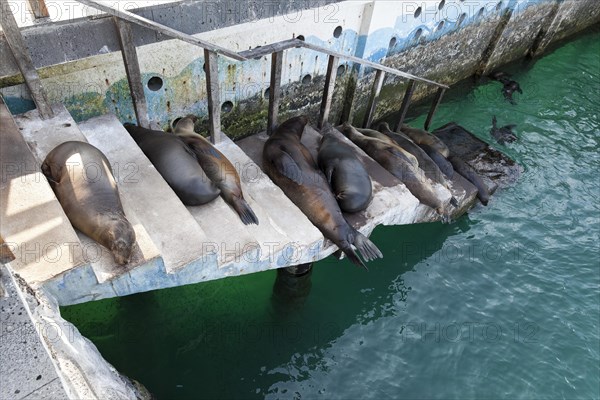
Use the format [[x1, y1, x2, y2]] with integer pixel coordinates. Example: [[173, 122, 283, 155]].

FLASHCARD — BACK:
[[1, 0, 598, 136]]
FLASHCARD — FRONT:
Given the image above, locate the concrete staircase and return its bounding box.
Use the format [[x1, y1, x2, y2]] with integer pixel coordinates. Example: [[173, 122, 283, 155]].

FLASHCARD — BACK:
[[1, 102, 478, 306]]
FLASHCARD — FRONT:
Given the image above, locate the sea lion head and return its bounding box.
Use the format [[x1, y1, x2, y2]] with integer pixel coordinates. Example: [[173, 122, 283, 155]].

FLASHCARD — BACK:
[[107, 218, 136, 265], [275, 115, 310, 138], [173, 116, 196, 134]]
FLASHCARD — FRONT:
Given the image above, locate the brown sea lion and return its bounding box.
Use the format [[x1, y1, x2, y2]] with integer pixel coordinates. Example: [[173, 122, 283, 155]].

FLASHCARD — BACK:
[[173, 117, 258, 225], [339, 123, 447, 216], [317, 125, 373, 213], [41, 141, 136, 265], [263, 116, 382, 269], [362, 123, 450, 186], [400, 123, 450, 157], [125, 124, 221, 206]]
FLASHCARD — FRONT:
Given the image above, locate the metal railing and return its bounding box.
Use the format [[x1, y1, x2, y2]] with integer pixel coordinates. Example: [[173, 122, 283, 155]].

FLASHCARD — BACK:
[[0, 0, 450, 142]]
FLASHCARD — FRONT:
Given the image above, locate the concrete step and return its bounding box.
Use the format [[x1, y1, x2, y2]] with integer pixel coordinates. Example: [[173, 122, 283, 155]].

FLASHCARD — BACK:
[[0, 99, 92, 287], [14, 105, 164, 304], [213, 135, 324, 269], [77, 114, 215, 274]]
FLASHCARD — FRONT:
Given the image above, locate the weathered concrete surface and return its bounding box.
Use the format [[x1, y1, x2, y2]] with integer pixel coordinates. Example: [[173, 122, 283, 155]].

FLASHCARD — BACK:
[[533, 0, 600, 56], [0, 98, 91, 286], [434, 122, 523, 191], [1, 265, 69, 400], [1, 264, 150, 399], [483, 1, 559, 75]]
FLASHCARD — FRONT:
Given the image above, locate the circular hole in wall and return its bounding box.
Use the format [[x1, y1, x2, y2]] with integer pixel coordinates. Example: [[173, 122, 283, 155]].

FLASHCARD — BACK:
[[496, 1, 503, 11], [457, 13, 467, 27], [296, 35, 305, 41], [414, 7, 422, 18], [302, 74, 312, 85], [264, 88, 270, 98], [221, 101, 234, 113], [333, 26, 343, 38], [337, 65, 347, 77], [389, 37, 397, 49], [438, 0, 446, 10], [436, 20, 445, 32], [414, 28, 424, 41], [147, 76, 163, 91]]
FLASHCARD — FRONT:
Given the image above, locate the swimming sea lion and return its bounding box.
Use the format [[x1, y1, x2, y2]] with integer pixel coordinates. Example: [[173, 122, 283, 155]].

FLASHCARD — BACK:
[[125, 125, 220, 206], [339, 123, 447, 215], [490, 72, 523, 105], [263, 116, 382, 269], [41, 141, 136, 265], [447, 155, 490, 206], [399, 124, 450, 157], [317, 125, 373, 213], [173, 117, 258, 225], [490, 116, 518, 144]]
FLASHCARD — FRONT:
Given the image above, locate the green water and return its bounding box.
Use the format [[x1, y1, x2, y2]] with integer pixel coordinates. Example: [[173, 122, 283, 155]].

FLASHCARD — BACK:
[[61, 28, 600, 399]]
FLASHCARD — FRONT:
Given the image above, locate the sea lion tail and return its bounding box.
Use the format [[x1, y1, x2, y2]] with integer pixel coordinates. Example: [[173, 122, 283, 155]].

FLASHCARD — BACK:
[[343, 248, 369, 271], [232, 198, 259, 225], [353, 231, 383, 262]]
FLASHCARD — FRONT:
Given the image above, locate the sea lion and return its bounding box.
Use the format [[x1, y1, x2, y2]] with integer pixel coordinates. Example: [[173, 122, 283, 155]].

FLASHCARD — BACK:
[[399, 124, 450, 157], [447, 155, 490, 206], [419, 142, 455, 179], [490, 72, 523, 105], [41, 141, 136, 265], [173, 117, 258, 225], [263, 116, 382, 269], [339, 123, 447, 216], [125, 125, 220, 206], [490, 116, 518, 144], [355, 127, 419, 169], [366, 123, 452, 185], [317, 125, 373, 213]]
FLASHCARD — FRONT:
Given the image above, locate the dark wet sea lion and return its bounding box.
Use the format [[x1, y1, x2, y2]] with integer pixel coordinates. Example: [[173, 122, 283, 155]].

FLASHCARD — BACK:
[[173, 117, 258, 225], [399, 124, 450, 157], [125, 124, 220, 206], [42, 141, 136, 265], [491, 116, 518, 144], [448, 155, 490, 206], [419, 142, 455, 179], [339, 123, 446, 215], [263, 116, 382, 269], [317, 125, 373, 213], [490, 72, 522, 105]]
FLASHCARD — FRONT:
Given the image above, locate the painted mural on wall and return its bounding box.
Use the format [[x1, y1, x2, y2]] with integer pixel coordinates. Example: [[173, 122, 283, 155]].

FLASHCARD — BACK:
[[1, 0, 597, 138]]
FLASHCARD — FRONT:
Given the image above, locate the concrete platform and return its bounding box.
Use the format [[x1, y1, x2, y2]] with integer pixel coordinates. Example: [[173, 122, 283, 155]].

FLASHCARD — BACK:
[[0, 265, 69, 400]]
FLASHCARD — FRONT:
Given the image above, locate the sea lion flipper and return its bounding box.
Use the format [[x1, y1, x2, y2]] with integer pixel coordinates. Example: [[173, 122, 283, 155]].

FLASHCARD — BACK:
[[231, 197, 259, 225], [353, 231, 383, 262], [324, 164, 334, 185], [273, 150, 304, 185], [41, 160, 62, 184]]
